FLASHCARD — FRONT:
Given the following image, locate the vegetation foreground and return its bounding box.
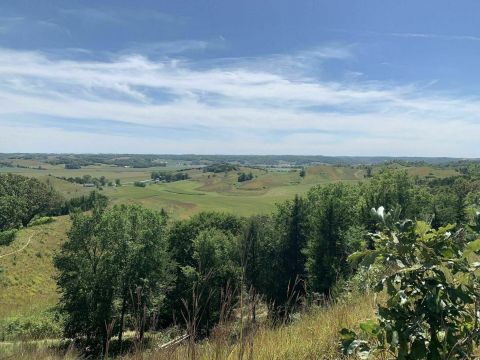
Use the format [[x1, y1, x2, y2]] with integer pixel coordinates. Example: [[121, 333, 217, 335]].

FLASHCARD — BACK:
[[2, 157, 480, 359]]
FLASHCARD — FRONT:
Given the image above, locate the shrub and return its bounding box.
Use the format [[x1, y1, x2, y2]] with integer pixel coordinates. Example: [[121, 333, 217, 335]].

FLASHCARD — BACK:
[[341, 208, 480, 359], [0, 229, 16, 246], [0, 310, 63, 341], [28, 216, 55, 227], [134, 181, 147, 187]]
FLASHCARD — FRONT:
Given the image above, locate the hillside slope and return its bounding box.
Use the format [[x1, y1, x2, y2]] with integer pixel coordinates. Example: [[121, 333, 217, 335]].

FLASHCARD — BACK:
[[0, 217, 70, 318]]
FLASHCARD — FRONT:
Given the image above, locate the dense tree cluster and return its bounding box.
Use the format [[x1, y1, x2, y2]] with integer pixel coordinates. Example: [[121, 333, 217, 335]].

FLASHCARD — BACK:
[[237, 172, 253, 182], [60, 191, 108, 214], [57, 175, 110, 187], [64, 163, 81, 169], [0, 174, 62, 231], [203, 163, 238, 173], [150, 171, 189, 182], [54, 204, 173, 351], [0, 174, 110, 235]]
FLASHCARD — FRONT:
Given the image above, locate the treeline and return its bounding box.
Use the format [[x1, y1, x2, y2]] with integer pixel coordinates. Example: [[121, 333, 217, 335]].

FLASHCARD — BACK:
[[57, 175, 120, 187], [59, 191, 108, 214], [150, 171, 189, 182], [53, 169, 480, 355], [38, 155, 168, 168], [203, 163, 238, 173]]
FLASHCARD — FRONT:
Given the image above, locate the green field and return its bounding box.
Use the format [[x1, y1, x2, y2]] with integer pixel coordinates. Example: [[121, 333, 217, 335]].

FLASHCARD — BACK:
[[0, 163, 459, 219], [0, 164, 366, 218]]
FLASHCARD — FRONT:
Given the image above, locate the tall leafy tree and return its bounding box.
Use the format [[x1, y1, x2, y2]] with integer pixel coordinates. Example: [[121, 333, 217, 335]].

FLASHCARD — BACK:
[[241, 215, 276, 321], [161, 212, 243, 326], [54, 204, 173, 353], [0, 173, 62, 230], [183, 228, 240, 334], [360, 170, 414, 230]]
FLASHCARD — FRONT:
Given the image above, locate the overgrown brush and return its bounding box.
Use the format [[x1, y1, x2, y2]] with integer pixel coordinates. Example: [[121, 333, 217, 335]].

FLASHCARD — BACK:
[[0, 309, 63, 341]]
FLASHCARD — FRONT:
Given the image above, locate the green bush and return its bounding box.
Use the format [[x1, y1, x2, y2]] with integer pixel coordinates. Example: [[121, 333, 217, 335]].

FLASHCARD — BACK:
[[0, 310, 63, 341], [341, 208, 480, 359], [0, 229, 16, 246], [28, 216, 55, 227]]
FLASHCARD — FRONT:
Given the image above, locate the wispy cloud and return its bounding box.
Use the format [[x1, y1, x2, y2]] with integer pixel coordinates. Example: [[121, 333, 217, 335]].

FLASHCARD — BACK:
[[388, 32, 480, 42], [0, 15, 71, 37], [0, 45, 479, 156]]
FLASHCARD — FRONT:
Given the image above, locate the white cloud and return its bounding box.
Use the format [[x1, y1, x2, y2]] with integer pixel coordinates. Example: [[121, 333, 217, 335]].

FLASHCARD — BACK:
[[0, 46, 479, 156], [389, 32, 480, 42]]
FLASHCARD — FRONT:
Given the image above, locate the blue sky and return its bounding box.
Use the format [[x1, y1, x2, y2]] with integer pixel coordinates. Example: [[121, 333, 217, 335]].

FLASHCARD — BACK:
[[0, 0, 479, 156]]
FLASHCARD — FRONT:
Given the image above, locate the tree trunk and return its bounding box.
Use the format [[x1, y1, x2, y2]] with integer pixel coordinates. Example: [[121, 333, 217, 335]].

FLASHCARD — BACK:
[[118, 287, 128, 343]]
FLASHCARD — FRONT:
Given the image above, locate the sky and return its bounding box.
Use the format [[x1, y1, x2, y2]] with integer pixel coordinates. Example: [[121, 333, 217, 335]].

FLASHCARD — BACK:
[[0, 0, 479, 156]]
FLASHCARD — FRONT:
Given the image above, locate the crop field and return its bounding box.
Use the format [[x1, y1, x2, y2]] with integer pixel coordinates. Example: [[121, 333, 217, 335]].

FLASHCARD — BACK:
[[1, 164, 367, 218], [0, 162, 460, 219]]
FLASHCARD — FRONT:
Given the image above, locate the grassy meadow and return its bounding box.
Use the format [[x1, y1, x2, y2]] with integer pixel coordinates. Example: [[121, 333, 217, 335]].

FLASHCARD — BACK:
[[0, 216, 69, 318]]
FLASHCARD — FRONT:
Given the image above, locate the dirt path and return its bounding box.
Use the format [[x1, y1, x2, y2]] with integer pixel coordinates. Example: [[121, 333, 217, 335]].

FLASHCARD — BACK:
[[354, 169, 365, 179], [0, 234, 33, 260]]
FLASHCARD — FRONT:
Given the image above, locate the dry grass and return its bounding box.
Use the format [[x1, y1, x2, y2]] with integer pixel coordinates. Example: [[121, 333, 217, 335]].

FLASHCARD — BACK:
[[0, 340, 79, 359], [118, 295, 376, 360], [0, 296, 376, 359]]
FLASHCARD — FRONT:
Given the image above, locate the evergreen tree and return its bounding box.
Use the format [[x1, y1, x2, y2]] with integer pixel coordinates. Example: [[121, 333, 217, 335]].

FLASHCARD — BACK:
[[304, 183, 360, 295]]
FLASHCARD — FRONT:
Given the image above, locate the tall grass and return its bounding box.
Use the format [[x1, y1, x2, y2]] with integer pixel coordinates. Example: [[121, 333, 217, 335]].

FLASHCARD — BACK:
[[121, 294, 376, 359], [0, 295, 376, 359]]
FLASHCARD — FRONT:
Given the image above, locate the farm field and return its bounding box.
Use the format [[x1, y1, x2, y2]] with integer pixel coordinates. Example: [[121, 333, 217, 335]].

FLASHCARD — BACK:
[[0, 162, 460, 219]]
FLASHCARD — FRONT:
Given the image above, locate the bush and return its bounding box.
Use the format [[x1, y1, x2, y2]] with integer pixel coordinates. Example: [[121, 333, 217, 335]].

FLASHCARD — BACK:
[[0, 310, 63, 341], [0, 229, 16, 246], [28, 216, 55, 227], [341, 208, 480, 359], [134, 181, 147, 187]]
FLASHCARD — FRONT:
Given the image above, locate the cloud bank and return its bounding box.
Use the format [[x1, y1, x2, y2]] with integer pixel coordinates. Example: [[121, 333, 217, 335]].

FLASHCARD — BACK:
[[0, 45, 479, 156]]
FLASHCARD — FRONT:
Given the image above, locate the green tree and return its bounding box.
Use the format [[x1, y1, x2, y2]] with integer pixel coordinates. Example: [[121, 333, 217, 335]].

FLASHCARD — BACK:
[[304, 183, 360, 295], [160, 212, 243, 327], [263, 195, 309, 316], [241, 215, 276, 321], [184, 228, 240, 334], [360, 170, 414, 230], [0, 174, 62, 230], [54, 204, 173, 353]]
